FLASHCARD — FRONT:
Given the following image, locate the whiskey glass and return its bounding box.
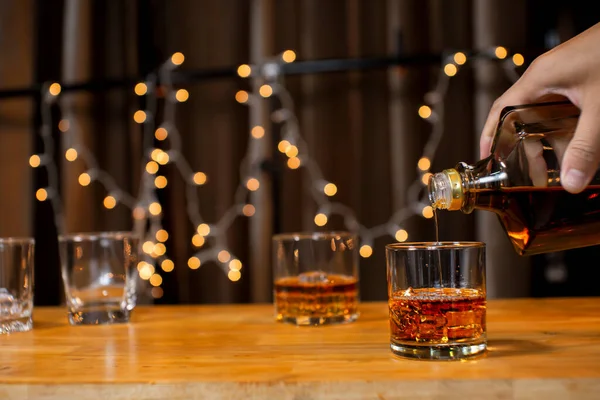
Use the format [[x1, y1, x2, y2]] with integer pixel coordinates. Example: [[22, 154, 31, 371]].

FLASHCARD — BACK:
[[0, 238, 34, 334], [59, 232, 139, 325], [272, 231, 359, 326], [386, 242, 486, 360]]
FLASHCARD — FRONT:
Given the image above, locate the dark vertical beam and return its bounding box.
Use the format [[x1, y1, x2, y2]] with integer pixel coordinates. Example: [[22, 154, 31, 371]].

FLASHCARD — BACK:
[[268, 95, 281, 236], [137, 0, 175, 304], [473, 0, 530, 299], [32, 0, 65, 305], [248, 0, 275, 303], [90, 0, 106, 230], [274, 0, 303, 236], [429, 0, 475, 243], [137, 0, 161, 76]]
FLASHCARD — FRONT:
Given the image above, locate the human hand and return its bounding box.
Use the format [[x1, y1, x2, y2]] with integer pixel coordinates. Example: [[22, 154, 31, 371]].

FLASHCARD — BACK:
[[480, 22, 600, 193]]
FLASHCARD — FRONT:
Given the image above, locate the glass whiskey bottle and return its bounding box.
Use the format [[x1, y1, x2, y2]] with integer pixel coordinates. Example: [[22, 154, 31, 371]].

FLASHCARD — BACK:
[[428, 101, 600, 256]]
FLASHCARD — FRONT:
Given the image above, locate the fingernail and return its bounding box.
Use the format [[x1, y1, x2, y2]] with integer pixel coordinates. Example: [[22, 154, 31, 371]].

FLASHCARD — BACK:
[[563, 169, 587, 191]]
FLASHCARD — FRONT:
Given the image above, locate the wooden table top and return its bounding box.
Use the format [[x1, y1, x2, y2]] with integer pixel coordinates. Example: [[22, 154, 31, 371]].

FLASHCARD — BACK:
[[1, 298, 600, 399]]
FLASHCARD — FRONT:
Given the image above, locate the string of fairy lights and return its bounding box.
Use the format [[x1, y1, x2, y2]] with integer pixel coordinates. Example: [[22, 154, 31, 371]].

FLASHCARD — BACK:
[[32, 83, 66, 235], [33, 64, 172, 299], [234, 46, 525, 257], [30, 46, 525, 299]]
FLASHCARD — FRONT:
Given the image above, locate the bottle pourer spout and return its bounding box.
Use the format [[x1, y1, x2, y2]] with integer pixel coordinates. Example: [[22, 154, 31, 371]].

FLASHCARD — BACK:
[[427, 169, 463, 211]]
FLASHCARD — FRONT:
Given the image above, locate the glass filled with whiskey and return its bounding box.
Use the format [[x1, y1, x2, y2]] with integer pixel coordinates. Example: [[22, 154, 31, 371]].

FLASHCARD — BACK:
[[386, 242, 486, 360], [272, 231, 359, 326]]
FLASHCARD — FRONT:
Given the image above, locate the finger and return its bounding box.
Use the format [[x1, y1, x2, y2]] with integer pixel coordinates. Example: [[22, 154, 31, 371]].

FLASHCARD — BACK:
[[480, 89, 569, 159], [543, 106, 582, 167], [546, 134, 570, 168], [560, 104, 600, 193], [479, 135, 493, 161], [522, 138, 548, 187], [480, 83, 532, 159], [479, 57, 565, 159]]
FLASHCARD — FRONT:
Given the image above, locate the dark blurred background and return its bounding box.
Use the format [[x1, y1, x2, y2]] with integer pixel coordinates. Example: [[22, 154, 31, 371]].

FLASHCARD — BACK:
[[0, 0, 598, 306]]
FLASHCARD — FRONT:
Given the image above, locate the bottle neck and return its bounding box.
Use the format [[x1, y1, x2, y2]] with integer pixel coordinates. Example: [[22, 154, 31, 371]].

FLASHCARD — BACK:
[[428, 168, 465, 211]]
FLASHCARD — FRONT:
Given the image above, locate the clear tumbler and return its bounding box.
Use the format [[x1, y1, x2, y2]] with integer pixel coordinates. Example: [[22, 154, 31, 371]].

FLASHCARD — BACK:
[[59, 232, 139, 325], [0, 238, 34, 334]]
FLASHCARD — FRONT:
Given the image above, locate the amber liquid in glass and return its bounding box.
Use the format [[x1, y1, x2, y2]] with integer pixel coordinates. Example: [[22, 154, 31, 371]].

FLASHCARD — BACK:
[[274, 273, 358, 321], [389, 288, 486, 344], [471, 185, 600, 255]]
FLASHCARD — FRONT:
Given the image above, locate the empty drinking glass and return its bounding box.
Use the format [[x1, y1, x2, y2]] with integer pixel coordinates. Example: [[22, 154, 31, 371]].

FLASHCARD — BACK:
[[0, 238, 34, 334], [59, 232, 139, 325]]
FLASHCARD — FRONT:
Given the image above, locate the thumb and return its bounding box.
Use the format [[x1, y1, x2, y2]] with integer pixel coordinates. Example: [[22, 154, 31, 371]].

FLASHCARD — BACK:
[[560, 106, 600, 193]]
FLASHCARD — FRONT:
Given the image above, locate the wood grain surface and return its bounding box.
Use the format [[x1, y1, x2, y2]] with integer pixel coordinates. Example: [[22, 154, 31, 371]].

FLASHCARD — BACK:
[[1, 298, 600, 399]]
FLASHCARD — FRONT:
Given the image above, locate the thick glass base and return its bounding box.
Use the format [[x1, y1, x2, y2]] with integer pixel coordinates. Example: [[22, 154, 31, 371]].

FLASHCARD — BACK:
[[68, 309, 130, 325], [390, 340, 486, 360], [0, 316, 33, 334], [277, 312, 359, 326]]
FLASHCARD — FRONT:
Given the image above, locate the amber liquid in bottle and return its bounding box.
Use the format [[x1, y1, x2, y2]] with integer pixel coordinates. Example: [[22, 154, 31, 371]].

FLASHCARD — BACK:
[[471, 185, 600, 255]]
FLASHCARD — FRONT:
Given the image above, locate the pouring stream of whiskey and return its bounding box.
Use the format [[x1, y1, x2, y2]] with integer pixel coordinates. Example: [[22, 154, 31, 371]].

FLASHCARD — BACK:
[[433, 206, 443, 287], [433, 207, 440, 244]]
